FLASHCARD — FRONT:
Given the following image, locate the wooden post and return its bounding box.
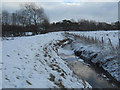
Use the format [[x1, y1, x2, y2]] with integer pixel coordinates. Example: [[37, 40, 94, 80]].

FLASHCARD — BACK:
[[119, 38, 120, 48], [108, 38, 114, 50], [102, 37, 104, 44]]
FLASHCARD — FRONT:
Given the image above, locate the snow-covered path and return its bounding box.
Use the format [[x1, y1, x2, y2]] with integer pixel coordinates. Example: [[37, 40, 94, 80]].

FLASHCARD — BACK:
[[2, 32, 91, 88]]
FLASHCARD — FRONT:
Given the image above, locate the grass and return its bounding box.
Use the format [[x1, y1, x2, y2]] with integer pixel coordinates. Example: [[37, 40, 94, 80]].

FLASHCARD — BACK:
[[67, 32, 119, 55], [49, 73, 55, 82], [49, 73, 65, 88]]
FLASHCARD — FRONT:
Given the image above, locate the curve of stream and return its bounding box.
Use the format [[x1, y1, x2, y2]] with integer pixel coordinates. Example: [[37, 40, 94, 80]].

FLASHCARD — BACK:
[[59, 44, 118, 88]]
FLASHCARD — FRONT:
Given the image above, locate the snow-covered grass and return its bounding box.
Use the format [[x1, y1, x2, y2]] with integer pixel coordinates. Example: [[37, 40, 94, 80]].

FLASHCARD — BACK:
[[66, 31, 119, 62], [64, 30, 120, 83], [2, 32, 91, 88], [0, 37, 2, 89], [68, 30, 119, 48]]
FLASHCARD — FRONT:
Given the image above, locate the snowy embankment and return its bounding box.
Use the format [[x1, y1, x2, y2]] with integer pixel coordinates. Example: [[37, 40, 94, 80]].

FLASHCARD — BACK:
[[64, 31, 120, 83], [2, 32, 91, 88]]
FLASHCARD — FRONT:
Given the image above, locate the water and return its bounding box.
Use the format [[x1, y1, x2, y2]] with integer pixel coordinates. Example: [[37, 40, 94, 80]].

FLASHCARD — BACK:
[[59, 44, 118, 88]]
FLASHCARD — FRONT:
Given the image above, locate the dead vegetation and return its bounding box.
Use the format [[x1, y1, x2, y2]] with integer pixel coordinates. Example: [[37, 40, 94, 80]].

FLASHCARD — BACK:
[[26, 80, 32, 85], [49, 73, 65, 88]]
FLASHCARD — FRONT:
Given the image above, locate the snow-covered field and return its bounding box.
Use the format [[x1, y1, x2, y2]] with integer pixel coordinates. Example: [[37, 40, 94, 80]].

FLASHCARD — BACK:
[[0, 37, 2, 89], [2, 32, 91, 88], [64, 30, 120, 83], [69, 30, 119, 48], [1, 30, 119, 88]]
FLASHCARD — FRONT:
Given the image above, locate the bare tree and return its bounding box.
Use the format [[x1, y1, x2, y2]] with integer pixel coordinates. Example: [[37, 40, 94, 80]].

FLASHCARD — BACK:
[[22, 3, 49, 26], [42, 17, 50, 30], [17, 9, 27, 27], [11, 13, 17, 25], [2, 10, 9, 25]]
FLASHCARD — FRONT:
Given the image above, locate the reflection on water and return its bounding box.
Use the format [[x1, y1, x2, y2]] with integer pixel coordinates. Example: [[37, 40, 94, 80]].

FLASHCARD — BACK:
[[59, 45, 117, 88], [68, 60, 115, 88]]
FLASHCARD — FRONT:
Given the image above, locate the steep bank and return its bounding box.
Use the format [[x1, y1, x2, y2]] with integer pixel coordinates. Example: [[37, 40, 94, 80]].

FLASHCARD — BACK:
[[63, 32, 120, 87], [2, 32, 91, 88]]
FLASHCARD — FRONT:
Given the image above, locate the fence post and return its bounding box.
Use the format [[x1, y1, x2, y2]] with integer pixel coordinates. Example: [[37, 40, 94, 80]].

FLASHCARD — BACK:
[[119, 38, 120, 48], [108, 38, 114, 50], [102, 37, 104, 44]]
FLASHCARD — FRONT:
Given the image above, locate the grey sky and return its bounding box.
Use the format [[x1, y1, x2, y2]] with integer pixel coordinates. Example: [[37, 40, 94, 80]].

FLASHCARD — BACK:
[[2, 2, 118, 23]]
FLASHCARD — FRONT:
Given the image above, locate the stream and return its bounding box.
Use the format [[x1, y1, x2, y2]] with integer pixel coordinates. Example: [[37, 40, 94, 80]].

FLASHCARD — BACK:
[[59, 44, 118, 88]]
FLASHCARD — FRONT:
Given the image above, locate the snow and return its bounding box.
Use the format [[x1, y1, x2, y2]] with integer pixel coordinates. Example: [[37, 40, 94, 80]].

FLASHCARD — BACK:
[[78, 59, 84, 62], [2, 32, 91, 88], [64, 30, 120, 82], [58, 48, 74, 56], [0, 37, 2, 89], [68, 30, 119, 48], [25, 32, 33, 36]]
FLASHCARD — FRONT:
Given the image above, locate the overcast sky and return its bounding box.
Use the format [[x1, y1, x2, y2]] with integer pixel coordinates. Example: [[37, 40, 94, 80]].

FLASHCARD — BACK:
[[2, 0, 119, 23]]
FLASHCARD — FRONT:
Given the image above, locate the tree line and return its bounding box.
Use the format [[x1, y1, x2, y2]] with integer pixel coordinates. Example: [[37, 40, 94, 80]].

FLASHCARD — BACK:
[[50, 19, 120, 31], [2, 3, 49, 37], [2, 3, 120, 37]]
